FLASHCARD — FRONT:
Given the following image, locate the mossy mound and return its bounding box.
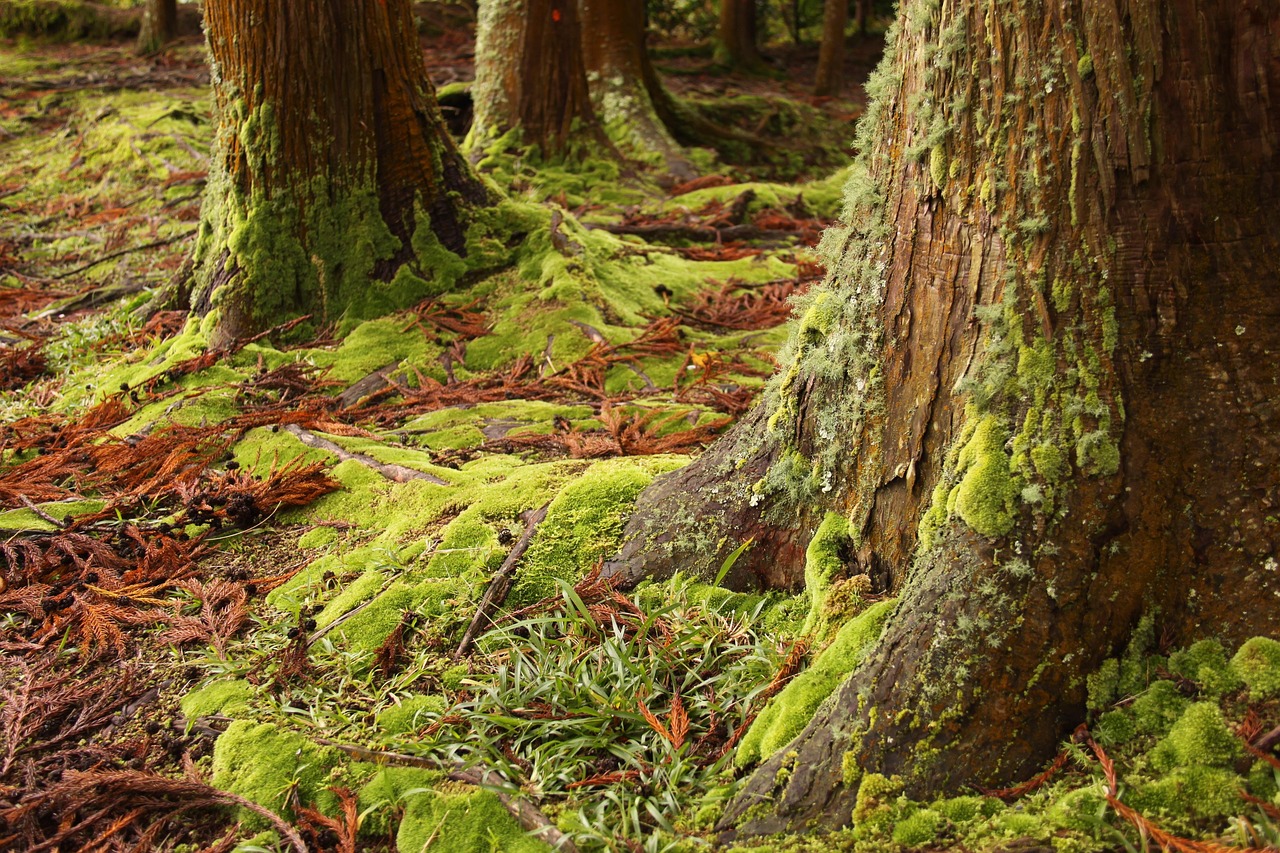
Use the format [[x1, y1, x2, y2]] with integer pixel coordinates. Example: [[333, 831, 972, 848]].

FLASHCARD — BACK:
[[209, 720, 342, 829], [736, 598, 896, 767]]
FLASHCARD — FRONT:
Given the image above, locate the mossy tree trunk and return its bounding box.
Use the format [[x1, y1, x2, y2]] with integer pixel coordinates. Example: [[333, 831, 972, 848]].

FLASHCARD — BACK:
[[190, 0, 492, 346], [135, 0, 175, 54], [716, 0, 764, 71], [471, 0, 696, 181], [470, 0, 597, 155], [812, 0, 847, 96], [609, 0, 1280, 834]]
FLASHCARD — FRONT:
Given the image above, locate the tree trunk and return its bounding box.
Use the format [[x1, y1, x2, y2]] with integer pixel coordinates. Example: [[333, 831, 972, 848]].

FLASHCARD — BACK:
[[716, 0, 764, 71], [609, 0, 1280, 836], [189, 0, 492, 346], [470, 0, 697, 181], [854, 0, 868, 36], [470, 0, 597, 155], [579, 0, 697, 181], [812, 0, 848, 96], [135, 0, 176, 54]]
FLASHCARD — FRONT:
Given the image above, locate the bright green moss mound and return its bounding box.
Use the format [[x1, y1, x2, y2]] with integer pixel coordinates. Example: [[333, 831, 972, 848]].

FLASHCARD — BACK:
[[396, 784, 552, 853], [1230, 636, 1280, 700], [509, 457, 683, 607], [952, 414, 1018, 538], [1149, 701, 1241, 771], [1167, 639, 1243, 697], [355, 765, 442, 839], [180, 679, 252, 722], [1128, 765, 1245, 823], [376, 694, 447, 736], [736, 598, 896, 767], [210, 720, 341, 829]]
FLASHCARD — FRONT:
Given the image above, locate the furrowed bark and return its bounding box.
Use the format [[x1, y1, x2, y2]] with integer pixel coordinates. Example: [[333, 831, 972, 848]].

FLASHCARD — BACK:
[[612, 0, 1280, 836]]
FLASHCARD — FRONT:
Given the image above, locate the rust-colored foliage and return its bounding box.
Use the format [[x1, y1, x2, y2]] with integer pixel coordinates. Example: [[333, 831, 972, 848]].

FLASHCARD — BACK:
[[0, 340, 48, 390], [0, 767, 306, 853], [295, 786, 359, 853], [675, 276, 813, 331], [1085, 730, 1258, 853]]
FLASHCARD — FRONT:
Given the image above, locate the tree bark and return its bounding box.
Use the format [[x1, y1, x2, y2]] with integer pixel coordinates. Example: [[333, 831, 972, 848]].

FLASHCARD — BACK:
[[813, 0, 848, 96], [470, 0, 597, 155], [717, 0, 764, 71], [189, 0, 492, 346], [579, 0, 697, 180], [609, 0, 1280, 836], [471, 0, 696, 181], [135, 0, 176, 54]]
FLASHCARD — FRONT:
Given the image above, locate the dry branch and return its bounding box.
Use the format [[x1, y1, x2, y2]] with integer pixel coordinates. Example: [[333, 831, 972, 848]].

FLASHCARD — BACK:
[[454, 502, 551, 658]]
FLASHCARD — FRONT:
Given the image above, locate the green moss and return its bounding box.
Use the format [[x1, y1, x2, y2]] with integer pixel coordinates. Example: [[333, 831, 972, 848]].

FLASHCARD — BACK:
[[893, 807, 945, 846], [1229, 636, 1280, 700], [0, 498, 105, 532], [376, 694, 447, 736], [1093, 709, 1137, 747], [395, 784, 552, 853], [511, 457, 676, 606], [928, 144, 948, 191], [1247, 760, 1278, 801], [1131, 680, 1190, 737], [952, 414, 1018, 538], [851, 773, 903, 839], [1086, 658, 1120, 711], [1128, 766, 1244, 822], [335, 578, 464, 654], [355, 765, 442, 838], [736, 598, 896, 766], [799, 511, 853, 639], [1167, 639, 1243, 697], [1149, 702, 1242, 770], [933, 795, 999, 824], [210, 720, 341, 829], [297, 526, 339, 549], [180, 679, 252, 721]]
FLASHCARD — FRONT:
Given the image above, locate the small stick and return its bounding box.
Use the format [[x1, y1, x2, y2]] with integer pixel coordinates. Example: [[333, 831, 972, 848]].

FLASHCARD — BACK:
[[284, 424, 447, 485], [454, 502, 551, 658], [17, 495, 66, 529], [52, 229, 197, 279], [314, 740, 579, 853]]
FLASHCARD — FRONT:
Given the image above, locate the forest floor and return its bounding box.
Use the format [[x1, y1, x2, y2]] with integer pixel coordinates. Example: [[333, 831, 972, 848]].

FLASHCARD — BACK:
[[1, 15, 1278, 853]]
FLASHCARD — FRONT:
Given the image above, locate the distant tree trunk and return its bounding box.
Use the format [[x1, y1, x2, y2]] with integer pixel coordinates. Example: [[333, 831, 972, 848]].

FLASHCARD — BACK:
[[717, 0, 764, 70], [579, 0, 697, 180], [189, 0, 491, 346], [135, 0, 176, 54], [470, 0, 697, 181], [812, 0, 847, 96], [854, 0, 868, 35], [470, 0, 597, 155], [609, 0, 1280, 836]]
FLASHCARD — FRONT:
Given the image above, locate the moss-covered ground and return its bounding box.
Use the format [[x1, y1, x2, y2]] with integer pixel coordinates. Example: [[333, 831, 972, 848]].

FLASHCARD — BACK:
[[1, 26, 1278, 853]]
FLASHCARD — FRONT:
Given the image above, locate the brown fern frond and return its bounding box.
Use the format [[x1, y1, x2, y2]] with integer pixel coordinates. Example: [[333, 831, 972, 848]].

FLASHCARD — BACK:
[[668, 694, 689, 750]]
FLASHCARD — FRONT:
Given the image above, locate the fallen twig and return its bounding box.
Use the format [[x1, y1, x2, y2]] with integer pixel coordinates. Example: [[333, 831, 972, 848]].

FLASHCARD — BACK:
[[284, 424, 448, 485], [51, 229, 197, 280], [454, 502, 551, 658], [313, 740, 579, 853]]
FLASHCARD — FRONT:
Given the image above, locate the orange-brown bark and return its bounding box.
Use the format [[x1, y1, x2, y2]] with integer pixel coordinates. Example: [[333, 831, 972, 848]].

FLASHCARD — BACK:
[[611, 0, 1280, 834]]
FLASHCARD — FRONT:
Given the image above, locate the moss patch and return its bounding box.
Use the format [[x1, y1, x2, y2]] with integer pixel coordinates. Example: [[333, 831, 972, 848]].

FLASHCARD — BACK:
[[736, 598, 896, 767]]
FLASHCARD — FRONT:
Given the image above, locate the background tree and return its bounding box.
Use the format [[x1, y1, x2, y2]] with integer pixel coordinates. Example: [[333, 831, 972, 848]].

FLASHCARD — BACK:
[[812, 0, 846, 95], [470, 0, 597, 155], [471, 0, 698, 180], [135, 0, 175, 54], [187, 0, 492, 346], [608, 0, 1280, 834], [716, 0, 764, 70]]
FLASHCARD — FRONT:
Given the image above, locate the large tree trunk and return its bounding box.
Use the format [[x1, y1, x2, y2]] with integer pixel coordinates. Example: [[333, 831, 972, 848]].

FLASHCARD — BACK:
[[471, 0, 696, 181], [470, 0, 597, 155], [135, 0, 176, 54], [189, 0, 491, 346], [716, 0, 764, 71], [813, 0, 848, 96], [610, 0, 1280, 836]]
